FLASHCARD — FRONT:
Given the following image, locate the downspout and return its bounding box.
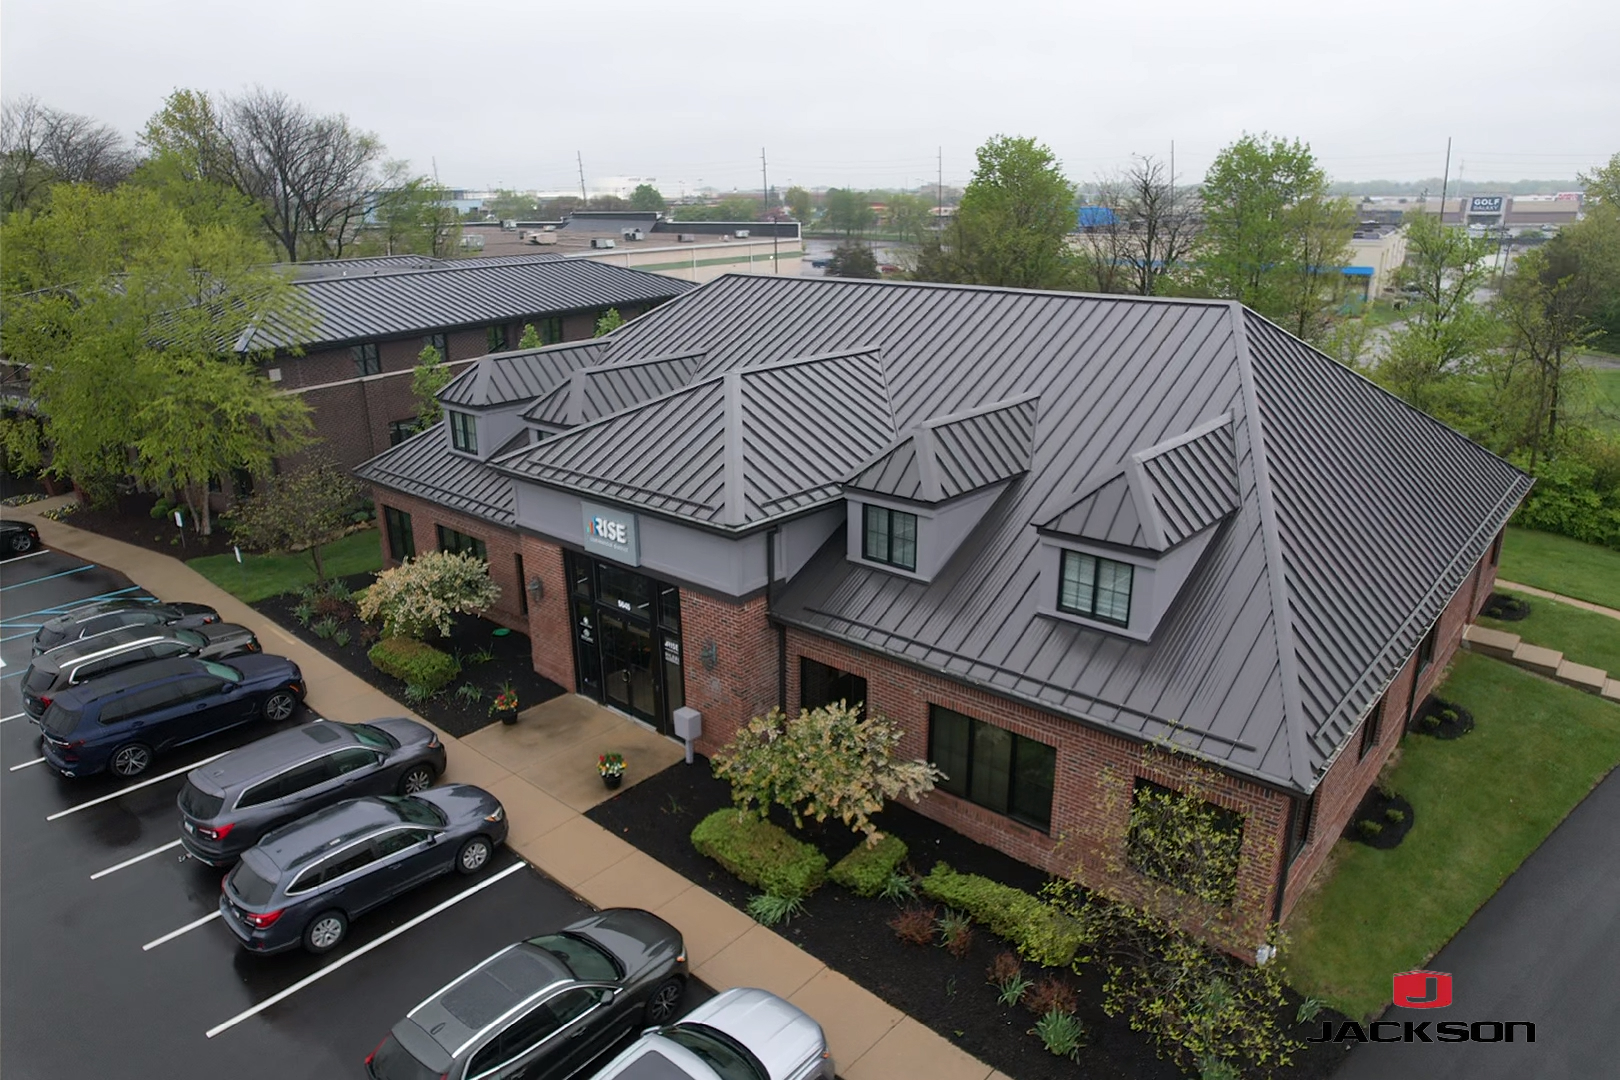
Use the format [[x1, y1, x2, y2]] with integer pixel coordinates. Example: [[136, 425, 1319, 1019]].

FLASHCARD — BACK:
[[1272, 798, 1299, 926], [768, 526, 786, 712]]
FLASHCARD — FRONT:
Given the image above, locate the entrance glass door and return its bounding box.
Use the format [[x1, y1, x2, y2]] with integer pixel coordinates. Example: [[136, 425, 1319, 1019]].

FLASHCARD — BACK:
[[600, 612, 656, 721]]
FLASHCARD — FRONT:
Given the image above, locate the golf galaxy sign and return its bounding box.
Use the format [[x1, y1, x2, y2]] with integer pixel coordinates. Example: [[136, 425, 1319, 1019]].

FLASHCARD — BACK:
[[1306, 971, 1536, 1044]]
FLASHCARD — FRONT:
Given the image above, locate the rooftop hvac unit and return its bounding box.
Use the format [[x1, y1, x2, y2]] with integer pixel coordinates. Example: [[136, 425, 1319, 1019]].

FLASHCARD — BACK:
[[677, 233, 697, 243], [528, 232, 557, 245], [734, 229, 750, 238], [590, 237, 617, 249]]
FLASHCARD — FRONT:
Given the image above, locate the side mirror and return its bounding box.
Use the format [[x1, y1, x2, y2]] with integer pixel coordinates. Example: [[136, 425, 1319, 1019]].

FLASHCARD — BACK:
[[598, 988, 618, 1005]]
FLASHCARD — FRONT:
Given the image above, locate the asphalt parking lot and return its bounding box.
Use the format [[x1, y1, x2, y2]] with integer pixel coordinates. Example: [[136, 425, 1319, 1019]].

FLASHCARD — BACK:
[[2, 546, 704, 1080]]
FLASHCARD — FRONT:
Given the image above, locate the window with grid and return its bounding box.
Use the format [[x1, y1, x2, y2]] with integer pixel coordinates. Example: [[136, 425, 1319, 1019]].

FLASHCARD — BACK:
[[388, 419, 417, 446], [1418, 623, 1438, 672], [449, 410, 478, 454], [800, 658, 868, 714], [1058, 550, 1133, 625], [861, 505, 917, 571], [486, 324, 508, 352], [928, 705, 1055, 830], [383, 506, 415, 560], [352, 342, 381, 376], [537, 316, 564, 345], [1358, 695, 1385, 760], [422, 332, 448, 359], [436, 525, 487, 562]]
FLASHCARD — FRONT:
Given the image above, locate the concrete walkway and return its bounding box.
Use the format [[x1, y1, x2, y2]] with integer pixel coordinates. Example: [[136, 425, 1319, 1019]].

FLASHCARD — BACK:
[[1496, 579, 1620, 622], [6, 498, 1006, 1080]]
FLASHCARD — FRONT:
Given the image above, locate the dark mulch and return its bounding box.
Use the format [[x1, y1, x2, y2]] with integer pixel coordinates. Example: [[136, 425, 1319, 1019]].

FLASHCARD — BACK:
[[53, 490, 239, 560], [1410, 695, 1475, 740], [588, 760, 1352, 1080], [252, 577, 563, 738], [1480, 592, 1531, 621], [1342, 788, 1415, 850]]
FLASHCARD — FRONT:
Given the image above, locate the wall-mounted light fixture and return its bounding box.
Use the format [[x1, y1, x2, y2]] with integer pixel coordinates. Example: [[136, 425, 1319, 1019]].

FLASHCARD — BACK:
[[526, 576, 545, 601], [700, 641, 719, 670]]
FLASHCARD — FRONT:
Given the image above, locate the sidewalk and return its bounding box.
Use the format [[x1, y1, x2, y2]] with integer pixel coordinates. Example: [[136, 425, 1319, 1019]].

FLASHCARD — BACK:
[[1497, 579, 1620, 622], [10, 499, 1006, 1080]]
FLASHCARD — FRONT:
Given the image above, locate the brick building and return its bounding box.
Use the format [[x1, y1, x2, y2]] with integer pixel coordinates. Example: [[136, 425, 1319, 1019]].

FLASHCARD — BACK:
[[357, 274, 1530, 953], [234, 254, 695, 471]]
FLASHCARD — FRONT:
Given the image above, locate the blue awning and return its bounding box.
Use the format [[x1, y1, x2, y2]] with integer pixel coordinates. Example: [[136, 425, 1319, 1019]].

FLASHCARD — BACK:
[[1341, 266, 1374, 277]]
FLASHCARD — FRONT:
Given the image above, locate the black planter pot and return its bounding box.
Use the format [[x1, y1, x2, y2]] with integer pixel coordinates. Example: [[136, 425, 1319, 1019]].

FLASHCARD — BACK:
[[496, 708, 518, 726], [602, 773, 623, 790]]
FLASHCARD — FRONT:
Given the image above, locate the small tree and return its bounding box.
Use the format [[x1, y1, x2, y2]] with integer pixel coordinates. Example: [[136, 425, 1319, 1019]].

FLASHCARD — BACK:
[[357, 550, 501, 639], [227, 460, 363, 583], [826, 240, 879, 279], [594, 308, 624, 337], [711, 702, 942, 846], [629, 183, 666, 212], [518, 323, 542, 349], [411, 343, 452, 429]]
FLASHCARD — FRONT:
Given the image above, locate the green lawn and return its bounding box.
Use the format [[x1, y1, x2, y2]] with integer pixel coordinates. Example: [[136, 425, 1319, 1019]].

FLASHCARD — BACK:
[[187, 528, 382, 603], [1497, 526, 1620, 611], [1284, 653, 1620, 1018], [1587, 367, 1620, 434], [1480, 586, 1620, 677]]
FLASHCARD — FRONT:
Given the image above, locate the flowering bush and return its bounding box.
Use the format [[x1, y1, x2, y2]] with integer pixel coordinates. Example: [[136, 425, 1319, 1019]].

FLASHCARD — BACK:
[[712, 702, 942, 847], [598, 752, 626, 779], [357, 550, 500, 640]]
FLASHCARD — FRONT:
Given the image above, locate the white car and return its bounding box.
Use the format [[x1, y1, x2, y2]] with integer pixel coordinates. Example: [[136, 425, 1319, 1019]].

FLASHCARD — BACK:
[[589, 987, 834, 1080]]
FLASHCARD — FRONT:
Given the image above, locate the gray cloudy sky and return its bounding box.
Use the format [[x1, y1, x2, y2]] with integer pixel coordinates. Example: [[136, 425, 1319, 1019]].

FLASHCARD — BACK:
[[4, 0, 1616, 193]]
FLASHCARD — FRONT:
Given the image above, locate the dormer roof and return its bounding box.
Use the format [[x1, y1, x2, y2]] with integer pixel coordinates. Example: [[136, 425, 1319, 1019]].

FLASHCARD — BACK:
[[520, 349, 707, 427], [846, 393, 1038, 504], [438, 340, 603, 409]]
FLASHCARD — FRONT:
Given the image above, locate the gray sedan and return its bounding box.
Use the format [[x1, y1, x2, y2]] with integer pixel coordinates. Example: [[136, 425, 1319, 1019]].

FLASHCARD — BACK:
[[219, 785, 507, 955], [589, 988, 834, 1080], [178, 718, 446, 865]]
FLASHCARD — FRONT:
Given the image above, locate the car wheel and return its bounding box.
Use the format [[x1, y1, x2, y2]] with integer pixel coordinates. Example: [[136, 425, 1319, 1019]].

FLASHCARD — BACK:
[[303, 910, 348, 954], [109, 743, 154, 778], [262, 690, 297, 722], [9, 531, 34, 554], [456, 836, 492, 875], [398, 765, 435, 795], [644, 977, 685, 1025]]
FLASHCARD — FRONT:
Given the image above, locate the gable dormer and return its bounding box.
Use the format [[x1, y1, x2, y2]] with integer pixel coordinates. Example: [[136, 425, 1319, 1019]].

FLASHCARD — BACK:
[[438, 340, 601, 460], [521, 349, 706, 436], [843, 393, 1038, 581], [1035, 413, 1238, 640]]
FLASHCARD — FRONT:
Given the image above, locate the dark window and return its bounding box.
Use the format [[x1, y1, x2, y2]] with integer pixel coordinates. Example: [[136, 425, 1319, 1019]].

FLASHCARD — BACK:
[[800, 658, 868, 714], [597, 562, 652, 618], [1126, 778, 1244, 903], [228, 862, 277, 906], [515, 552, 528, 615], [862, 504, 917, 571], [536, 316, 564, 345], [375, 828, 433, 857], [545, 987, 598, 1027], [486, 324, 508, 352], [469, 998, 566, 1076], [570, 555, 593, 599], [1418, 624, 1438, 672], [1358, 695, 1385, 760], [436, 525, 487, 562], [659, 585, 681, 633], [240, 755, 337, 808], [927, 705, 1055, 830], [316, 842, 380, 884], [422, 332, 448, 359], [331, 747, 378, 775], [388, 419, 417, 446], [1058, 550, 1133, 625], [1287, 795, 1314, 864], [384, 507, 415, 561], [353, 342, 381, 376], [449, 410, 478, 454]]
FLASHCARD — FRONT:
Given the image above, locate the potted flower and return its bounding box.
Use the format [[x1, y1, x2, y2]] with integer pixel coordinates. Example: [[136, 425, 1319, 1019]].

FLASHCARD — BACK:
[[490, 682, 520, 725], [597, 752, 626, 790]]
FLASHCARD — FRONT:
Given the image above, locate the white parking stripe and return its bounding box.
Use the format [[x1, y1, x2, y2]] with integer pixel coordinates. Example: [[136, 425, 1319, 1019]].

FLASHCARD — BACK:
[[205, 861, 526, 1039], [0, 713, 27, 725], [45, 752, 228, 821], [8, 756, 45, 771], [2, 548, 49, 563], [91, 838, 185, 880], [142, 910, 221, 951]]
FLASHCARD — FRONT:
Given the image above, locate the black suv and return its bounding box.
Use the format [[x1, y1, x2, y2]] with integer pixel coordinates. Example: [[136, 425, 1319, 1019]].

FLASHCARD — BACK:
[[21, 622, 261, 718], [32, 599, 220, 655]]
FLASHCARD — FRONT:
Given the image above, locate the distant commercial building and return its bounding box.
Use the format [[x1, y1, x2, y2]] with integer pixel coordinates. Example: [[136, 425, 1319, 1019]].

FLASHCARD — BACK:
[[1342, 225, 1409, 301], [1362, 194, 1582, 232]]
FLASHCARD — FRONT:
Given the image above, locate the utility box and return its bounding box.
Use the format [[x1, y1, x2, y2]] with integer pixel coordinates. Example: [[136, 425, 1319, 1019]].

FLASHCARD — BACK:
[[734, 229, 750, 238], [677, 233, 697, 243], [672, 707, 702, 764]]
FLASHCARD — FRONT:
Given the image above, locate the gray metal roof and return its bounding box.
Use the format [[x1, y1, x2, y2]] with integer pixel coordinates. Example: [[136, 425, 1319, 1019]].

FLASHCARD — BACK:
[[847, 393, 1038, 503], [564, 275, 1528, 792], [238, 258, 694, 351], [496, 348, 897, 529], [354, 422, 515, 525], [438, 340, 603, 408], [520, 349, 708, 427]]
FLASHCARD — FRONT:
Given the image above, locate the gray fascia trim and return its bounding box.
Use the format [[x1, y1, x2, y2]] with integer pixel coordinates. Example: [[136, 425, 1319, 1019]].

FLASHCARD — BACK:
[[1231, 301, 1315, 791], [914, 427, 943, 502]]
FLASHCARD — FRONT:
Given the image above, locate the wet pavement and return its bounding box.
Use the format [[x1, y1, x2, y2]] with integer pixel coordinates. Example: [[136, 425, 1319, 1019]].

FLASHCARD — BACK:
[[0, 549, 601, 1080]]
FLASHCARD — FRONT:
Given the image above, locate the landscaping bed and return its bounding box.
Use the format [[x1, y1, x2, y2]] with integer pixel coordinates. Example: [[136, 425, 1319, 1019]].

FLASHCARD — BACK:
[[251, 574, 562, 737], [1479, 586, 1620, 678], [1410, 695, 1474, 740], [588, 758, 1348, 1080], [1342, 787, 1414, 850], [50, 490, 239, 559]]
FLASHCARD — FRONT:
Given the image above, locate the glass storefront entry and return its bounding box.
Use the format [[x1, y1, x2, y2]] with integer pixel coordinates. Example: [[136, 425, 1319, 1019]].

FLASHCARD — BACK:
[[567, 552, 684, 735]]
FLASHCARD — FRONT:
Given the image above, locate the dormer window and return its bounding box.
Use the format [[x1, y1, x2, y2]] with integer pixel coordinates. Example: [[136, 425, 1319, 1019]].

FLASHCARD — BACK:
[[1058, 551, 1133, 625], [449, 410, 478, 454], [863, 505, 917, 571]]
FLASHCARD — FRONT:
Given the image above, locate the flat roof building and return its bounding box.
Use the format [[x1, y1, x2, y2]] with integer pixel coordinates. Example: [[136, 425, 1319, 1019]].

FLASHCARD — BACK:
[[358, 274, 1528, 953]]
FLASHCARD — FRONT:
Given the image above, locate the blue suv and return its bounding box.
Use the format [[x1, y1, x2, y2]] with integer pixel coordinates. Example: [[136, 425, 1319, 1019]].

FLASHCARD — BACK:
[[37, 655, 305, 778]]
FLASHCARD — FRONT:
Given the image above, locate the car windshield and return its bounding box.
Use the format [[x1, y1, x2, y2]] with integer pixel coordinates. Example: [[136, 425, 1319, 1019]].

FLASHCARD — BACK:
[[41, 703, 82, 738], [350, 723, 399, 751], [174, 629, 207, 649], [202, 660, 241, 682], [227, 861, 278, 906], [525, 932, 620, 982], [660, 1025, 768, 1080], [380, 795, 446, 828]]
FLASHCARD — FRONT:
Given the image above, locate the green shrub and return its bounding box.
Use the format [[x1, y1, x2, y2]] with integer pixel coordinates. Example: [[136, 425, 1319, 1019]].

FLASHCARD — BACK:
[[1031, 1009, 1086, 1060], [1357, 819, 1384, 838], [879, 871, 917, 904], [1385, 807, 1406, 824], [368, 636, 461, 694], [690, 809, 827, 900], [311, 616, 339, 639], [746, 892, 807, 927], [829, 835, 908, 897], [921, 864, 1089, 968]]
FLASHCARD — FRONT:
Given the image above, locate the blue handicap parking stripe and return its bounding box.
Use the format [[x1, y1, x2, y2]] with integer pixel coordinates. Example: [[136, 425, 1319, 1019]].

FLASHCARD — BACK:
[[0, 564, 96, 593]]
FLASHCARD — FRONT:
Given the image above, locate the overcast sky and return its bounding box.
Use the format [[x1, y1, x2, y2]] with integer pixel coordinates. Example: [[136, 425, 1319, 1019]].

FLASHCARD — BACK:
[[4, 0, 1616, 194]]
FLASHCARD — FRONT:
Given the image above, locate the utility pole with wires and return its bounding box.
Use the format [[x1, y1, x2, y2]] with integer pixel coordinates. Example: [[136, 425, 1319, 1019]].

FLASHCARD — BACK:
[[1438, 137, 1452, 223], [761, 146, 778, 273], [577, 152, 587, 206]]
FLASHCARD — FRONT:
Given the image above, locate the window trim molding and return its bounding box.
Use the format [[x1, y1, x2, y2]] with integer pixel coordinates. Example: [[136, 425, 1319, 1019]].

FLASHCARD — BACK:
[[861, 503, 919, 572], [352, 341, 381, 377], [448, 409, 479, 455], [926, 704, 1056, 833], [1056, 549, 1134, 627]]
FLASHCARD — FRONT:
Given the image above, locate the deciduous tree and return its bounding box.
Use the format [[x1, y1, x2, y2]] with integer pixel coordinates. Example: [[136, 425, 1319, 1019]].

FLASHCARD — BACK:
[[228, 460, 364, 582], [1076, 155, 1197, 296], [629, 183, 666, 212], [826, 240, 879, 278], [784, 185, 813, 223], [368, 164, 461, 257], [2, 96, 134, 215], [411, 344, 452, 429], [823, 188, 874, 237]]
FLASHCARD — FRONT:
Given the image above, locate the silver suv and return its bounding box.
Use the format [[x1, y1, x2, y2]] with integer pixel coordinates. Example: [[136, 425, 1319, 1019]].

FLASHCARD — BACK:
[[589, 987, 834, 1080]]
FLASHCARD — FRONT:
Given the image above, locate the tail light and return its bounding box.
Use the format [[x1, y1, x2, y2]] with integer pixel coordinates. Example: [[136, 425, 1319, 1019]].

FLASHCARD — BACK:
[[196, 822, 235, 842], [243, 908, 284, 929], [365, 1038, 385, 1067], [38, 695, 52, 710]]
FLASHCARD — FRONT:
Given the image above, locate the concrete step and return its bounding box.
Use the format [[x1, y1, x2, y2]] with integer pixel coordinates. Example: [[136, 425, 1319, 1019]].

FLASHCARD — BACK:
[[1512, 642, 1565, 679], [1604, 679, 1620, 705], [1463, 623, 1521, 661], [1555, 659, 1609, 695]]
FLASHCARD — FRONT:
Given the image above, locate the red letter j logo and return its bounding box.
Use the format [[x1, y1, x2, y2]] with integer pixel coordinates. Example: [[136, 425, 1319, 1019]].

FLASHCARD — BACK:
[[1392, 970, 1453, 1009]]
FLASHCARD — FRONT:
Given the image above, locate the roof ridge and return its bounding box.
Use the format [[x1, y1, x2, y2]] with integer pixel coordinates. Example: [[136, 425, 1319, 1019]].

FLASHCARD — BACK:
[[724, 372, 746, 525], [917, 389, 1042, 431], [1129, 411, 1234, 464], [1230, 301, 1314, 791], [914, 425, 943, 502], [290, 256, 598, 289], [708, 271, 1240, 309]]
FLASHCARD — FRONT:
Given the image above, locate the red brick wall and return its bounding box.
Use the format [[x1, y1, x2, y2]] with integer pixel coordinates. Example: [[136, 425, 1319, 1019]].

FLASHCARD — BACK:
[[522, 534, 575, 689], [365, 488, 528, 633], [684, 592, 778, 755]]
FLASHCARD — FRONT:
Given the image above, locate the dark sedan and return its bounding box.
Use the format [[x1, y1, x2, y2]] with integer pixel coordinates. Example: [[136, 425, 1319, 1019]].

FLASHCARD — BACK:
[[366, 909, 688, 1080], [1, 518, 41, 556], [178, 718, 446, 865], [33, 598, 220, 655], [220, 785, 508, 955], [38, 654, 304, 778], [20, 622, 261, 718]]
